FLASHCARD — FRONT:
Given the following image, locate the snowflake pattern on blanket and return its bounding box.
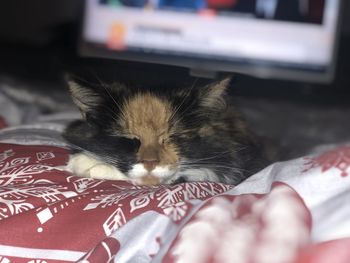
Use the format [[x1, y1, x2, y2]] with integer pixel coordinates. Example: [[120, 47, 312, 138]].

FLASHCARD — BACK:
[[303, 146, 350, 177]]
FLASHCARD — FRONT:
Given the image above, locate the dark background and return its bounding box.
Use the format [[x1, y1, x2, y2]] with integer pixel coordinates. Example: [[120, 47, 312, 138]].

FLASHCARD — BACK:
[[0, 0, 349, 159]]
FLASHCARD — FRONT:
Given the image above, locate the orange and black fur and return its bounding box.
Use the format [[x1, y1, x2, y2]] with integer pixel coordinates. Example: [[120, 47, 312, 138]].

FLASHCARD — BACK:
[[63, 76, 266, 185]]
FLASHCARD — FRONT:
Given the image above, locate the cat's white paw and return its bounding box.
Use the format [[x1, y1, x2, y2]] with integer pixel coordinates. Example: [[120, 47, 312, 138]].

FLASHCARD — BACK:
[[89, 163, 129, 180], [66, 153, 129, 181], [66, 153, 100, 177]]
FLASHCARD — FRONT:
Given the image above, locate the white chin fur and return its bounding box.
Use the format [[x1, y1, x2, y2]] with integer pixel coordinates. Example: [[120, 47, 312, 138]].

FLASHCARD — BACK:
[[152, 166, 173, 178], [128, 163, 148, 178], [128, 163, 174, 180]]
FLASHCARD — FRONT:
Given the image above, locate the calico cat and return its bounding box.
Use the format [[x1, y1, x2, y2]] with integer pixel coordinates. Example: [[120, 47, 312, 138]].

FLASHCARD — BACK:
[[63, 76, 266, 185]]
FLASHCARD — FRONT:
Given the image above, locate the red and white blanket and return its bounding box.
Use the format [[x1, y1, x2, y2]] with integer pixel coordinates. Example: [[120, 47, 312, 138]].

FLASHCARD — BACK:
[[0, 122, 350, 263]]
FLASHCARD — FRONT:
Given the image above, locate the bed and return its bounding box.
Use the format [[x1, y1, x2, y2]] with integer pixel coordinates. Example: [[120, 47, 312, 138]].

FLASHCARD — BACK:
[[0, 80, 349, 263]]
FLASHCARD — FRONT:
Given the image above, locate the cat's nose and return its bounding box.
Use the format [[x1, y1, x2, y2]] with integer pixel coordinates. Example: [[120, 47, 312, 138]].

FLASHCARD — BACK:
[[142, 159, 159, 172]]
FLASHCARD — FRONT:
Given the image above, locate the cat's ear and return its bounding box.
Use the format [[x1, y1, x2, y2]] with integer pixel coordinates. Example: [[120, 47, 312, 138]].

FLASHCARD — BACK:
[[199, 76, 231, 110], [65, 75, 103, 119]]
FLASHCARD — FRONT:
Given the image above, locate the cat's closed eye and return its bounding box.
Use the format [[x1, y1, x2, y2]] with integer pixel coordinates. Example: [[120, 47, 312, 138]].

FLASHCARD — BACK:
[[131, 137, 141, 149]]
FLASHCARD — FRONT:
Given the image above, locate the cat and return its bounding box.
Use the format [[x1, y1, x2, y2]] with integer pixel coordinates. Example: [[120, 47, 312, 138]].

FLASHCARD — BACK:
[[63, 76, 266, 185]]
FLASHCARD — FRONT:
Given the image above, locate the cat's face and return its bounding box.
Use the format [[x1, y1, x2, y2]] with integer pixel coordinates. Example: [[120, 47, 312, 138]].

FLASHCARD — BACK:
[[64, 76, 258, 185], [118, 92, 179, 184]]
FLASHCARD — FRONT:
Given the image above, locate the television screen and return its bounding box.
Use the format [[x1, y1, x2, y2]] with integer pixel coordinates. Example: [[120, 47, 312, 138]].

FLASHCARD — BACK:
[[81, 0, 342, 82]]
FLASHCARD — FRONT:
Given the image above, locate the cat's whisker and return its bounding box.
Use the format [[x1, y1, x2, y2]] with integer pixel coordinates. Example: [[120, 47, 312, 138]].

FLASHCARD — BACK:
[[66, 144, 86, 152], [98, 80, 125, 117], [66, 144, 123, 166], [169, 78, 198, 123], [169, 82, 193, 119], [179, 162, 235, 169], [172, 101, 197, 124], [91, 71, 107, 88], [181, 159, 255, 171], [181, 151, 235, 163], [100, 104, 122, 123], [179, 152, 232, 163], [179, 163, 253, 174], [179, 156, 253, 170]]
